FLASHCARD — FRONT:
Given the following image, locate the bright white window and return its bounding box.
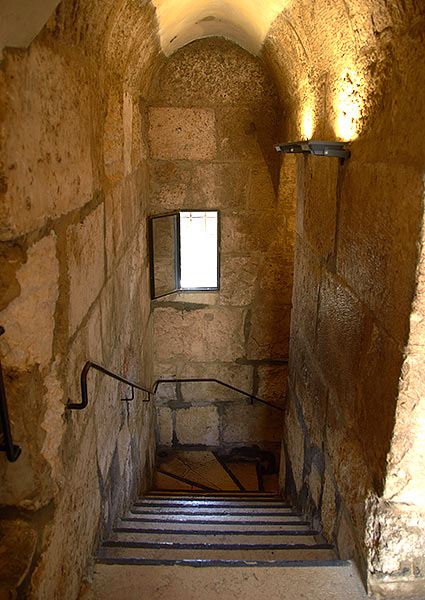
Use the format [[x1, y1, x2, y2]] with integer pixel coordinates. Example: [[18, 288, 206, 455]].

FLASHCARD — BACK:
[[180, 211, 218, 289], [149, 210, 220, 299]]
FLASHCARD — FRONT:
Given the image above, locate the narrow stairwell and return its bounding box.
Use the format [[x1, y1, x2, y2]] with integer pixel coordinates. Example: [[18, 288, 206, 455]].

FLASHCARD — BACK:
[[90, 451, 368, 599]]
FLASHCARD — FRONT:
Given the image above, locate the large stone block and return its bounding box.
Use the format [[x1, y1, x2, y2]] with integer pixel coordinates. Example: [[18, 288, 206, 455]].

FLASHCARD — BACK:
[[291, 338, 327, 448], [0, 45, 94, 241], [321, 468, 337, 541], [156, 407, 173, 446], [103, 89, 124, 182], [290, 239, 321, 345], [222, 402, 283, 444], [316, 271, 365, 411], [67, 204, 105, 335], [337, 162, 422, 344], [356, 323, 402, 488], [175, 406, 219, 445], [257, 364, 288, 405], [178, 363, 253, 403], [284, 391, 305, 494], [153, 306, 245, 363], [0, 232, 58, 369], [221, 212, 287, 255], [219, 255, 260, 307], [247, 305, 291, 361], [303, 156, 339, 261], [253, 255, 294, 306], [148, 161, 191, 211], [148, 107, 216, 160], [191, 163, 249, 210]]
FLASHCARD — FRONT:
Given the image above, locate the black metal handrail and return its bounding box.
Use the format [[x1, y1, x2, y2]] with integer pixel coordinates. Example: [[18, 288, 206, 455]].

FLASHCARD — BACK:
[[67, 361, 152, 410], [152, 379, 284, 412], [67, 360, 284, 412], [0, 327, 22, 462]]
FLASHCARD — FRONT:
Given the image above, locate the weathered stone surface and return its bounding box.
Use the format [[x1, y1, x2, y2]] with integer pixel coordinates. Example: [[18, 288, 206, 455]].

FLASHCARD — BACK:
[[289, 240, 321, 345], [356, 323, 402, 489], [148, 162, 191, 211], [321, 468, 337, 542], [148, 107, 216, 160], [0, 44, 94, 241], [247, 305, 291, 360], [303, 156, 339, 261], [337, 510, 356, 560], [0, 232, 58, 369], [309, 462, 323, 508], [291, 339, 327, 448], [175, 406, 219, 445], [222, 402, 283, 444], [256, 364, 288, 405], [67, 205, 105, 335], [104, 89, 124, 181], [153, 306, 245, 363], [156, 407, 173, 446], [219, 256, 259, 306], [0, 520, 37, 593], [337, 162, 422, 344], [191, 163, 248, 210], [316, 271, 365, 413], [178, 362, 253, 402], [284, 393, 304, 494]]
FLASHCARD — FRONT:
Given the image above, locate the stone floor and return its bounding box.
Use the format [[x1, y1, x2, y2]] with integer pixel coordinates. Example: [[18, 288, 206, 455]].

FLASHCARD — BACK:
[[90, 562, 368, 599]]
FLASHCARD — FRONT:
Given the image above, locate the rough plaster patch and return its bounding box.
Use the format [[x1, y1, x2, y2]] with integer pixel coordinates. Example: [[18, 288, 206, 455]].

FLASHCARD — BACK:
[[0, 232, 58, 369]]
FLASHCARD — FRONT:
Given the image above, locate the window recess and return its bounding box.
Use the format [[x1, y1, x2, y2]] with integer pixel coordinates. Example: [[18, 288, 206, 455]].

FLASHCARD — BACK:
[[148, 210, 220, 299]]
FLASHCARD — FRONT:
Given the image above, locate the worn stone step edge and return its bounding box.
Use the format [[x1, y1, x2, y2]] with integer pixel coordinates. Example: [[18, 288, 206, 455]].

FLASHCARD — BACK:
[[119, 517, 311, 527], [112, 527, 320, 538], [129, 509, 302, 517], [98, 548, 337, 561], [95, 557, 350, 568], [133, 501, 291, 508]]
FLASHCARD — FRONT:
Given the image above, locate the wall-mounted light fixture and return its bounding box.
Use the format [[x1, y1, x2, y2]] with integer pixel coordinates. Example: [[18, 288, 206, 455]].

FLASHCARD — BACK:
[[274, 140, 350, 159]]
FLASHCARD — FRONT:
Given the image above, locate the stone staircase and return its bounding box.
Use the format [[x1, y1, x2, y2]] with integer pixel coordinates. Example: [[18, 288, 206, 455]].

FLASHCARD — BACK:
[[97, 492, 336, 566], [89, 451, 368, 599]]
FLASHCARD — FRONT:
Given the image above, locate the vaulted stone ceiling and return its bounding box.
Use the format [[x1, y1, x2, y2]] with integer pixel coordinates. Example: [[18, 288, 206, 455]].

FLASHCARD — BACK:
[[151, 0, 289, 55]]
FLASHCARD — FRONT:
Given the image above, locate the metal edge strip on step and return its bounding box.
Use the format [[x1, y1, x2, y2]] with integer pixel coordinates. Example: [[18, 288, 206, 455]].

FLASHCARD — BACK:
[[96, 558, 350, 568], [130, 510, 301, 517], [212, 452, 245, 491], [102, 541, 333, 550], [134, 499, 288, 506], [132, 503, 293, 509], [112, 527, 320, 537], [147, 491, 277, 496], [121, 518, 310, 526]]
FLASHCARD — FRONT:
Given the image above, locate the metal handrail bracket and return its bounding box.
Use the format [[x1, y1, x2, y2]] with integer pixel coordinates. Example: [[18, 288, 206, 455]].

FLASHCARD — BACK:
[[67, 361, 151, 410], [67, 361, 284, 412]]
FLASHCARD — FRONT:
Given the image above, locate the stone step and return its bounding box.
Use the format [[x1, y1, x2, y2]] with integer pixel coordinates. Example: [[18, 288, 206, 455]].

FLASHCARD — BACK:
[[129, 507, 300, 517], [118, 518, 312, 531], [109, 530, 320, 545], [99, 544, 336, 562], [91, 562, 368, 599], [133, 497, 288, 507]]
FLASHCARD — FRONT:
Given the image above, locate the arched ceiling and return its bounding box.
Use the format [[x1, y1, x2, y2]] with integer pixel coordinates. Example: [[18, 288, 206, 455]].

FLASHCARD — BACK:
[[151, 0, 289, 55]]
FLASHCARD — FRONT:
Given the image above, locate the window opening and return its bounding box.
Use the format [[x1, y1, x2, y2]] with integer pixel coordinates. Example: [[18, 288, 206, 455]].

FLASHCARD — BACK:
[[149, 210, 220, 299]]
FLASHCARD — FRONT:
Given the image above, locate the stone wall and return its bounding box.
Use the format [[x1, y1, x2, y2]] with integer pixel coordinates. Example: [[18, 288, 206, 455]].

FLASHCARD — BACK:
[[263, 4, 425, 595], [146, 38, 296, 459], [0, 1, 161, 597]]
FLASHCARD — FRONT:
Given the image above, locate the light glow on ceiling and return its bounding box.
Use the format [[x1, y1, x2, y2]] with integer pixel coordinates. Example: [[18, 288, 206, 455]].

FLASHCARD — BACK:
[[151, 0, 289, 55]]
